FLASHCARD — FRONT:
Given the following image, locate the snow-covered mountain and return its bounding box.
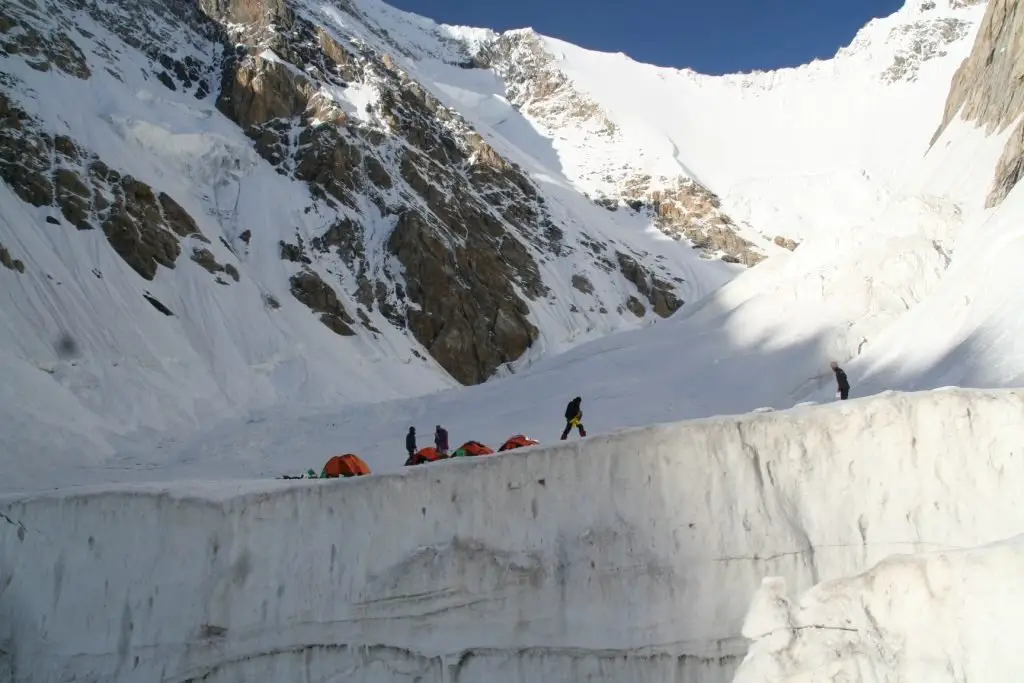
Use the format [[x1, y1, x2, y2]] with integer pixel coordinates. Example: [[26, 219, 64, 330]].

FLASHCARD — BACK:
[[6, 0, 1024, 682], [0, 0, 992, 469]]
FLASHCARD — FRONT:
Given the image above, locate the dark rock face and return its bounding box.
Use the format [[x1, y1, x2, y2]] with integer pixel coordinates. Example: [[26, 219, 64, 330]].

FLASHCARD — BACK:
[[289, 269, 356, 336], [0, 1, 91, 80], [0, 242, 25, 273], [0, 92, 209, 281], [387, 209, 538, 384], [571, 274, 595, 294], [192, 248, 240, 284], [932, 0, 1024, 207], [616, 251, 683, 318], [0, 0, 693, 387], [205, 3, 563, 383]]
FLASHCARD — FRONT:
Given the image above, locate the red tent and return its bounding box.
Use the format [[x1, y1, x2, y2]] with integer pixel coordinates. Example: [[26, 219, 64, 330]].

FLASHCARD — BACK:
[[498, 434, 540, 452], [322, 454, 371, 478], [451, 441, 495, 457], [408, 447, 447, 466]]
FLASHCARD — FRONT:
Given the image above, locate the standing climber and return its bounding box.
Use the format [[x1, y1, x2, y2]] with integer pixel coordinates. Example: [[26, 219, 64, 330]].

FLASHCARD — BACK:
[[405, 426, 417, 461], [434, 424, 449, 456], [831, 361, 850, 400], [560, 396, 587, 440]]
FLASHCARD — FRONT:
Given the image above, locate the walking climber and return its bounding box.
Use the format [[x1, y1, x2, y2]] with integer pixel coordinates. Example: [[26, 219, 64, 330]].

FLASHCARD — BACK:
[[434, 424, 449, 455], [831, 361, 850, 400], [405, 426, 417, 459], [560, 396, 587, 440]]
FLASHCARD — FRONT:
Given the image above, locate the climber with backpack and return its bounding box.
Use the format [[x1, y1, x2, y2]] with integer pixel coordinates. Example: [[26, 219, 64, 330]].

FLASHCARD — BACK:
[[560, 396, 587, 440]]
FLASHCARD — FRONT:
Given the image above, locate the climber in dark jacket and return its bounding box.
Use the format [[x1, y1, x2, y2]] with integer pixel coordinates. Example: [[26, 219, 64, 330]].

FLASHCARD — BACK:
[[560, 396, 587, 440], [831, 361, 850, 400], [434, 424, 449, 455], [405, 426, 417, 459]]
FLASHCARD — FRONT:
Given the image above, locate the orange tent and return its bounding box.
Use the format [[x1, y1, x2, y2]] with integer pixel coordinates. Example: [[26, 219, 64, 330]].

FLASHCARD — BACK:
[[498, 434, 540, 452], [321, 453, 371, 478], [408, 447, 447, 466], [451, 441, 495, 457]]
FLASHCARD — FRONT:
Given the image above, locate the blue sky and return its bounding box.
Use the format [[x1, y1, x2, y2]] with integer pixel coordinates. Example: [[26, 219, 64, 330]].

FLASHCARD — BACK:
[[385, 0, 905, 75]]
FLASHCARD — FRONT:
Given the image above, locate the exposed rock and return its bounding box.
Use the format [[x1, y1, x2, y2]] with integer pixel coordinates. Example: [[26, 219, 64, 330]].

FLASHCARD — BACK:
[[0, 242, 25, 273], [615, 251, 683, 318], [476, 31, 617, 136], [143, 293, 174, 316], [310, 217, 363, 267], [224, 53, 316, 129], [931, 0, 1024, 206], [101, 176, 186, 280], [0, 93, 54, 207], [571, 273, 594, 295], [198, 0, 292, 27], [158, 192, 203, 238], [279, 239, 310, 264], [881, 18, 971, 83], [773, 235, 799, 251], [191, 247, 239, 282], [0, 4, 91, 80], [625, 295, 646, 318], [291, 126, 364, 208], [388, 208, 538, 385], [620, 178, 764, 266], [288, 269, 356, 336], [54, 168, 92, 229], [1, 94, 200, 280]]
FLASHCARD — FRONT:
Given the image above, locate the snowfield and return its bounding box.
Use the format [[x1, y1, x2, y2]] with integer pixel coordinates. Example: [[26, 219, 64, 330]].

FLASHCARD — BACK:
[[4, 387, 1024, 683]]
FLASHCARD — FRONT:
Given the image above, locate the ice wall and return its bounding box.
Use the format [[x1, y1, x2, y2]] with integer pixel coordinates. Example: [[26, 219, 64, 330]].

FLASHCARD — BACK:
[[3, 388, 1024, 683], [735, 534, 1024, 682]]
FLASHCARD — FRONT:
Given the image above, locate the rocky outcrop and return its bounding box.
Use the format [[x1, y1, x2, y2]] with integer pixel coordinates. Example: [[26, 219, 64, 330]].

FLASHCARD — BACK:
[[0, 92, 207, 281], [289, 269, 356, 336], [207, 7, 566, 383], [387, 209, 538, 384], [0, 0, 91, 80], [191, 248, 240, 284], [615, 252, 683, 317], [474, 33, 759, 266], [0, 0, 695, 387], [0, 243, 25, 273], [474, 31, 617, 137], [880, 17, 972, 83], [617, 178, 765, 266], [932, 0, 1024, 206], [773, 235, 799, 251]]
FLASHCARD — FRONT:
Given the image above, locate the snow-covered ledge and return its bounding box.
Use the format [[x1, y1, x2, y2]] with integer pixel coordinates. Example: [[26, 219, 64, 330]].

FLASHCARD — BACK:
[[3, 387, 1024, 683]]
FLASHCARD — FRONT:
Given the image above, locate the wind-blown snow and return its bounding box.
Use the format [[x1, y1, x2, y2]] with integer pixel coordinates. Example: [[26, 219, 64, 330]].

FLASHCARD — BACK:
[[4, 387, 1024, 683]]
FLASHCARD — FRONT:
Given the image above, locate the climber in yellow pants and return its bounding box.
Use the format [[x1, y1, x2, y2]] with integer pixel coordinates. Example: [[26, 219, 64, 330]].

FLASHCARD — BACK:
[[560, 396, 587, 440]]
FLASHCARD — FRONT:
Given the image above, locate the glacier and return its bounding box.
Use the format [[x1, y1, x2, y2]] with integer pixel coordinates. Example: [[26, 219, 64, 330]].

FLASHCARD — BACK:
[[4, 387, 1024, 682]]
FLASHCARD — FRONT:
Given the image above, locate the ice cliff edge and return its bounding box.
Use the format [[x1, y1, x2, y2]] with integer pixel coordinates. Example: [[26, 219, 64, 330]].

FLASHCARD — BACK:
[[4, 387, 1024, 682]]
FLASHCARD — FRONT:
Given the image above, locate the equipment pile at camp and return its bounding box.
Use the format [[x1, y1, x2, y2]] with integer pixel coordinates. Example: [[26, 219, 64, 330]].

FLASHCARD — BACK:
[[279, 434, 542, 480]]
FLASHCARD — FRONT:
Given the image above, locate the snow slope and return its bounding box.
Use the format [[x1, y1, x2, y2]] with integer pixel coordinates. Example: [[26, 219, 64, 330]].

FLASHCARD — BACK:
[[4, 387, 1024, 683], [0, 0, 738, 470], [503, 0, 986, 242], [735, 534, 1024, 683]]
